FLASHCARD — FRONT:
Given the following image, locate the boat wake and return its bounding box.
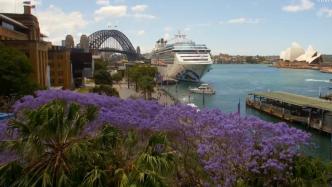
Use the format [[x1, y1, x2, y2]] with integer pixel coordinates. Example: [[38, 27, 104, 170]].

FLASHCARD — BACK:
[[305, 79, 330, 83]]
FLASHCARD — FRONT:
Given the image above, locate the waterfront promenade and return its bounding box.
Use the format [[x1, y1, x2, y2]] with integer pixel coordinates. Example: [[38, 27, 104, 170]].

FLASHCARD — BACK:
[[113, 81, 178, 106]]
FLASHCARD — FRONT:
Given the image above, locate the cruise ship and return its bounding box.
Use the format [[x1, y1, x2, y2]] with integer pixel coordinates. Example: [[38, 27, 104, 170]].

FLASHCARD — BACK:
[[151, 33, 213, 82]]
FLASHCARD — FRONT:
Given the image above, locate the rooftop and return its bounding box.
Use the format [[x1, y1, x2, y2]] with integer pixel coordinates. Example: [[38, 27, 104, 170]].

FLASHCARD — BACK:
[[249, 91, 332, 112]]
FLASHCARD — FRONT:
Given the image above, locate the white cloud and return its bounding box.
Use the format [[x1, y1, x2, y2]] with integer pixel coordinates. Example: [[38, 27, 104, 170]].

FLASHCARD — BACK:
[[131, 5, 148, 13], [137, 30, 145, 36], [132, 13, 156, 20], [184, 27, 191, 32], [163, 33, 171, 40], [164, 26, 173, 32], [37, 5, 87, 44], [96, 0, 109, 6], [227, 17, 261, 24], [318, 8, 332, 17], [0, 0, 40, 13], [282, 0, 314, 12], [94, 5, 127, 21]]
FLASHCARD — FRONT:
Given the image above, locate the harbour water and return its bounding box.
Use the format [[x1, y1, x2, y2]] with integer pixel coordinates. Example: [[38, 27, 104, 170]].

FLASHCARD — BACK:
[[164, 64, 332, 161]]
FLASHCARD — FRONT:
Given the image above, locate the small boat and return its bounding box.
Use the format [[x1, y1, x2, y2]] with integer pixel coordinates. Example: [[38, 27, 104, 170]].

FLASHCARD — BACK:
[[187, 103, 198, 108], [189, 84, 216, 95]]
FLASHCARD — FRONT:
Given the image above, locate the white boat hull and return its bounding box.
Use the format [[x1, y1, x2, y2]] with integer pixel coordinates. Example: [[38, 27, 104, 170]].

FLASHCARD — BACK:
[[156, 63, 211, 82]]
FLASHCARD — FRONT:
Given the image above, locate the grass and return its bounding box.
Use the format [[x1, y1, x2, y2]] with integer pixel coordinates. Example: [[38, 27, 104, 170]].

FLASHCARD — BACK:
[[76, 87, 92, 93]]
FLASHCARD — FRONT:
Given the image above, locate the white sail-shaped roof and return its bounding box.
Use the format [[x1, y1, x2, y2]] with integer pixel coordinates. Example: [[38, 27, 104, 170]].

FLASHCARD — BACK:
[[280, 51, 286, 60], [280, 42, 305, 62], [295, 45, 322, 64]]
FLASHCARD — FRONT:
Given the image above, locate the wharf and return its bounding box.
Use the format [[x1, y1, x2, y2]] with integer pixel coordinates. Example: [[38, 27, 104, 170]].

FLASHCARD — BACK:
[[246, 91, 332, 133]]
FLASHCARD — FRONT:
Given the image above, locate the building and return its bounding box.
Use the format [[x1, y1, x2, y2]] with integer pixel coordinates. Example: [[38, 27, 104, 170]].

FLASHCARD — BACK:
[[0, 4, 50, 88], [65, 35, 75, 48], [280, 42, 305, 62], [79, 34, 89, 52], [279, 42, 323, 64], [48, 46, 73, 89], [71, 48, 93, 87]]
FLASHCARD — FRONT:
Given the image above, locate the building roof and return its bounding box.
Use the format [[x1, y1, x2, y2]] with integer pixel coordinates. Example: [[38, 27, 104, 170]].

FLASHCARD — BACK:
[[0, 13, 28, 29], [296, 45, 322, 64], [249, 91, 332, 112], [279, 42, 305, 62]]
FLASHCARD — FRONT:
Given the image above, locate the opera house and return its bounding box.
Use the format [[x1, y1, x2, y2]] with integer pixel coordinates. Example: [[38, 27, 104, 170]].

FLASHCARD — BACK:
[[279, 42, 323, 64]]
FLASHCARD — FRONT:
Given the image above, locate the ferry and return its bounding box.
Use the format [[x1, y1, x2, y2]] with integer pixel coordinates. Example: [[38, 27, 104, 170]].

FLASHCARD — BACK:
[[189, 83, 216, 95], [151, 32, 213, 82]]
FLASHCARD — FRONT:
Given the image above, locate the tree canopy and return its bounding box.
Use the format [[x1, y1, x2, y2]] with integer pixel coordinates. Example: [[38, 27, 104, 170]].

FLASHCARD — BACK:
[[91, 84, 119, 97], [94, 70, 113, 85], [0, 45, 37, 97], [138, 76, 155, 100], [128, 65, 157, 94], [1, 90, 331, 187]]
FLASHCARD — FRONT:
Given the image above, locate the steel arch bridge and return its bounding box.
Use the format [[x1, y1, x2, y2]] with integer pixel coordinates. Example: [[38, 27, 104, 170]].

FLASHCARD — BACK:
[[88, 30, 139, 60]]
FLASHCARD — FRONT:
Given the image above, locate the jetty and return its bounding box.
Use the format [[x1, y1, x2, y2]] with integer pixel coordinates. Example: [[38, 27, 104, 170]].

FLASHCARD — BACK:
[[246, 91, 332, 133]]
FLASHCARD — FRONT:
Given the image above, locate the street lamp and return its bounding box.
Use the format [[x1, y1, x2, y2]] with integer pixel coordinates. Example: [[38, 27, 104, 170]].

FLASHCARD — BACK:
[[127, 64, 130, 89]]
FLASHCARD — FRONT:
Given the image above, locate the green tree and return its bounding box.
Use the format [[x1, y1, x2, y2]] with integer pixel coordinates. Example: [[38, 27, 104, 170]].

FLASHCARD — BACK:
[[289, 156, 332, 187], [94, 59, 108, 71], [94, 70, 112, 85], [111, 72, 123, 85], [245, 56, 257, 64], [128, 65, 157, 92], [0, 100, 98, 186], [0, 45, 38, 97], [92, 84, 119, 97], [0, 101, 177, 187], [138, 76, 155, 100]]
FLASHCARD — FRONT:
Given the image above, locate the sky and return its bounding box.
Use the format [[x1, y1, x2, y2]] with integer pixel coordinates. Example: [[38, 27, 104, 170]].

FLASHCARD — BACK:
[[0, 0, 332, 55]]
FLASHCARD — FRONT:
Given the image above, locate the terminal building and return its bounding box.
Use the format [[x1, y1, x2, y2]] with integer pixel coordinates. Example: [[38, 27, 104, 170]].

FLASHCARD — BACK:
[[0, 3, 93, 90], [0, 4, 50, 88]]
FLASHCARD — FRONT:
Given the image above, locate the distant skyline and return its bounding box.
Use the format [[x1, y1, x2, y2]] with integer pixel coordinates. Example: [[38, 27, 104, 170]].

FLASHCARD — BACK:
[[0, 0, 332, 55]]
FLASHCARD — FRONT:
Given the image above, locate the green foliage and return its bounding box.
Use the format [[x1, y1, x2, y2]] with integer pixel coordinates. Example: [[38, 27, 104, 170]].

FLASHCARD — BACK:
[[290, 156, 332, 187], [0, 44, 38, 97], [241, 155, 332, 187], [245, 56, 258, 64], [0, 101, 177, 187], [112, 72, 123, 84], [94, 59, 108, 72], [138, 76, 155, 100], [92, 84, 119, 97], [128, 65, 157, 97], [94, 70, 112, 85]]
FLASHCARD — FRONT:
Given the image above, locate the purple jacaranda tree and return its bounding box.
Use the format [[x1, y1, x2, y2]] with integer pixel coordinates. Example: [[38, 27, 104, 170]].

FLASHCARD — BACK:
[[3, 89, 310, 186]]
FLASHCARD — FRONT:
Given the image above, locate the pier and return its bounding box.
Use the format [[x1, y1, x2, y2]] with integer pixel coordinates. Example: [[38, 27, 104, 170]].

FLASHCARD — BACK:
[[246, 91, 332, 133]]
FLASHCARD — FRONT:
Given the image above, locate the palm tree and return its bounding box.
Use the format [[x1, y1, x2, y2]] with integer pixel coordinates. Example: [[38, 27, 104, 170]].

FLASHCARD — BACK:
[[138, 76, 155, 100], [0, 100, 100, 186], [0, 100, 177, 187]]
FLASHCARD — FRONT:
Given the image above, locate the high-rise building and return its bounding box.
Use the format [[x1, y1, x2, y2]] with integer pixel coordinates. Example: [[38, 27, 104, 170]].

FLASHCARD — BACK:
[[136, 46, 141, 55], [65, 35, 74, 48], [0, 4, 51, 88], [80, 34, 89, 52]]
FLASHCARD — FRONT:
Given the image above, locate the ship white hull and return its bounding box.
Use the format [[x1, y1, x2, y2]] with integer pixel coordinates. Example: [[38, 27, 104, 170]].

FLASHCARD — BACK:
[[152, 33, 213, 82], [156, 63, 211, 82]]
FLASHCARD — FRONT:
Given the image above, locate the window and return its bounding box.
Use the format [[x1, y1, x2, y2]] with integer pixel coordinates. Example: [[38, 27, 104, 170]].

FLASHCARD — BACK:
[[1, 22, 14, 30]]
